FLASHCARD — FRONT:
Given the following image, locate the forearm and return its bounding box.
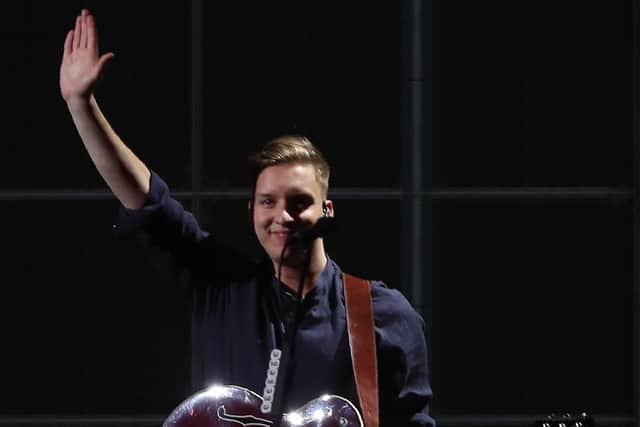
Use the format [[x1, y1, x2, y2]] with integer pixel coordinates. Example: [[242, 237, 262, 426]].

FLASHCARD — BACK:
[[67, 95, 150, 209]]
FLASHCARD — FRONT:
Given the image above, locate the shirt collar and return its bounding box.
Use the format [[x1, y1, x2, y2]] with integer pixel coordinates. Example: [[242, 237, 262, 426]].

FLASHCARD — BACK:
[[273, 255, 337, 310]]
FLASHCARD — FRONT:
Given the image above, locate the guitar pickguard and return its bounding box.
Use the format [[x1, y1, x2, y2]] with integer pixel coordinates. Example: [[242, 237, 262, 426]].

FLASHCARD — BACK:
[[217, 405, 272, 426]]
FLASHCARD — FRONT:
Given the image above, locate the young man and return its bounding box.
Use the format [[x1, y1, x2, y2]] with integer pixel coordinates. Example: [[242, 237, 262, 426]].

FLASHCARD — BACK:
[[60, 9, 434, 426]]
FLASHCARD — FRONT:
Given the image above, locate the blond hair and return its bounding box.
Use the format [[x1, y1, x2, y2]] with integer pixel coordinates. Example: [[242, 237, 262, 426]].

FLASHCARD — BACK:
[[249, 135, 330, 197]]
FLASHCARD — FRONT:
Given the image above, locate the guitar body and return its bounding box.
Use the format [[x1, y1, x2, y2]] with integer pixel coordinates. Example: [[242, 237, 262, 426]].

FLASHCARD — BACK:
[[163, 384, 364, 427]]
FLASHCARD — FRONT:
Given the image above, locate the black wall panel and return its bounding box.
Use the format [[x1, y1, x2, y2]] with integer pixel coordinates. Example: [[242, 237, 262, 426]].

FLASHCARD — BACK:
[[201, 2, 405, 189], [431, 0, 635, 423], [0, 1, 191, 191], [435, 0, 633, 187], [431, 198, 633, 414], [1, 200, 190, 414]]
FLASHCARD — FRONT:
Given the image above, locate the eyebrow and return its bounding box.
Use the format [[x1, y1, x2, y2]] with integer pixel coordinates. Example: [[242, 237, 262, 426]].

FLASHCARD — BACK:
[[256, 189, 314, 197], [254, 192, 274, 199]]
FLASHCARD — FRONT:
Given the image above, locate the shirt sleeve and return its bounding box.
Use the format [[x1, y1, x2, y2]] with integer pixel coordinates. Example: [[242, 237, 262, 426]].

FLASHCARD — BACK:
[[114, 170, 208, 240], [113, 170, 253, 285], [372, 282, 436, 427]]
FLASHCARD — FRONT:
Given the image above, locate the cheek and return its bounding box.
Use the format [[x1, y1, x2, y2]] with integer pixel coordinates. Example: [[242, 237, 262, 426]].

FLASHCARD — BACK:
[[299, 209, 320, 223], [253, 210, 271, 229]]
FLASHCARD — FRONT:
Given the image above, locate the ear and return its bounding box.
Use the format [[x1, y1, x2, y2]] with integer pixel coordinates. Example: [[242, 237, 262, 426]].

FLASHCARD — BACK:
[[323, 199, 334, 217]]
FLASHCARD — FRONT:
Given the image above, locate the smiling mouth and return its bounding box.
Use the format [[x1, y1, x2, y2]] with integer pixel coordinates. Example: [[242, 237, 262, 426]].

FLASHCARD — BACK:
[[270, 230, 290, 239]]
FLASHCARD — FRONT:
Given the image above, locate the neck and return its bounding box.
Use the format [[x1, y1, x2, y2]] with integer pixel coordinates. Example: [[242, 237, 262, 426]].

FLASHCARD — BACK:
[[275, 240, 327, 296]]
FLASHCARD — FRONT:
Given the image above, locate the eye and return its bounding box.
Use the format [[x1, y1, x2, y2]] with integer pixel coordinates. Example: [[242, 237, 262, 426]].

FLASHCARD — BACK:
[[288, 195, 313, 212], [260, 198, 274, 208]]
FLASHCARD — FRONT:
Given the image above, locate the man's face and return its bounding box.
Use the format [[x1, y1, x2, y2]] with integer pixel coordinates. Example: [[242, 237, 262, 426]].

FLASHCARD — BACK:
[[252, 163, 331, 266]]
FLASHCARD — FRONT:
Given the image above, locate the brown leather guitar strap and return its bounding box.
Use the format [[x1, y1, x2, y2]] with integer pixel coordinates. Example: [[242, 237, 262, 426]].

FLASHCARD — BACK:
[[343, 273, 379, 427]]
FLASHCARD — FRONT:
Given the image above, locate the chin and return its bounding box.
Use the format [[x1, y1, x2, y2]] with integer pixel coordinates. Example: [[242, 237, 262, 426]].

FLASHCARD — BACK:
[[271, 251, 303, 268]]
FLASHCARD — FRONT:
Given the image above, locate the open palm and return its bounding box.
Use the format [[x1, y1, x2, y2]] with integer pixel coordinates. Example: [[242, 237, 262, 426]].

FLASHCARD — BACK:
[[60, 9, 113, 102]]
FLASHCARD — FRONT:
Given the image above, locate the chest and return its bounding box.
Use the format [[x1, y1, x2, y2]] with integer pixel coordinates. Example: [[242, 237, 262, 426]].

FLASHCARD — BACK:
[[192, 281, 355, 406]]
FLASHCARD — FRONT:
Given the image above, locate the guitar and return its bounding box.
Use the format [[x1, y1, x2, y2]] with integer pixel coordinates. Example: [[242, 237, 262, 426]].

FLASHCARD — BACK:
[[163, 384, 364, 427]]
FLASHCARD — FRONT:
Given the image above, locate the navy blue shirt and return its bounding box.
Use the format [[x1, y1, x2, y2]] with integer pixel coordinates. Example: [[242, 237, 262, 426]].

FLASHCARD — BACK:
[[117, 171, 434, 426]]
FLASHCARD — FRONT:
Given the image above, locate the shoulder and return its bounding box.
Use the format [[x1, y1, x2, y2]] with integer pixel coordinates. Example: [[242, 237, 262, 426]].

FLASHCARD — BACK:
[[338, 267, 424, 332], [334, 262, 424, 327], [369, 281, 424, 329]]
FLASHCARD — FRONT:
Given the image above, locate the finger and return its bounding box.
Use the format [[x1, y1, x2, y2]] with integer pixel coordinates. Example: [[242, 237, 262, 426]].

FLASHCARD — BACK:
[[86, 14, 97, 51], [73, 15, 82, 50], [63, 30, 74, 57], [80, 12, 89, 48]]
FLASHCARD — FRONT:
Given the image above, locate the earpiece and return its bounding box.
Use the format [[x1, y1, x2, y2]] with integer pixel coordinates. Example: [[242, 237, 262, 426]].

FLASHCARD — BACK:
[[322, 201, 329, 217]]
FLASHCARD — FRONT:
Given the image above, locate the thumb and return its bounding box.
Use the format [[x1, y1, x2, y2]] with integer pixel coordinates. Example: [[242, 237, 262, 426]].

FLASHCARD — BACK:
[[96, 52, 114, 74]]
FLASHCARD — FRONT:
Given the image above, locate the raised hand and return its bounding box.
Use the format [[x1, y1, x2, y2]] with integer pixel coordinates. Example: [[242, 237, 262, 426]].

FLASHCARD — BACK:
[[60, 9, 114, 103]]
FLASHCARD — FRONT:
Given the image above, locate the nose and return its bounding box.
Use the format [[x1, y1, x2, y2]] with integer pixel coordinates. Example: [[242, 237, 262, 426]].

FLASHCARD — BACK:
[[275, 206, 294, 224]]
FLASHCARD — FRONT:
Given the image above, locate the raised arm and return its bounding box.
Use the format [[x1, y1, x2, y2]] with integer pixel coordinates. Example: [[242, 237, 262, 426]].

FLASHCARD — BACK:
[[60, 9, 150, 209]]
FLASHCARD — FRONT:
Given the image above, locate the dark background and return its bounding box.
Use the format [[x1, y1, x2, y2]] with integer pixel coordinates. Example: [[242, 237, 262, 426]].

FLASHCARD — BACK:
[[0, 1, 635, 426]]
